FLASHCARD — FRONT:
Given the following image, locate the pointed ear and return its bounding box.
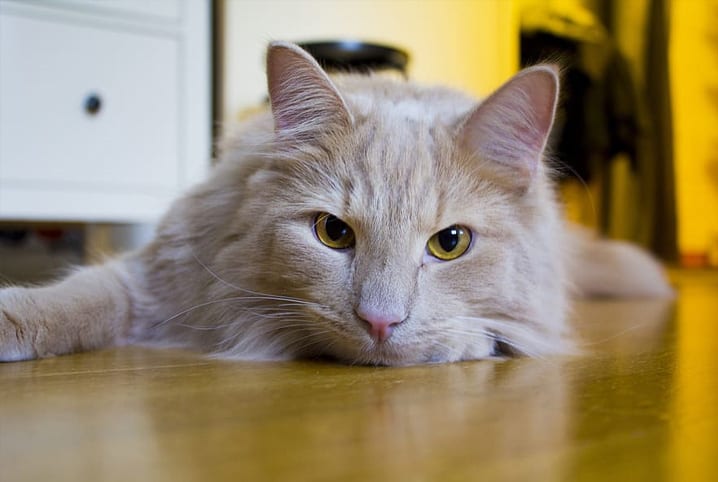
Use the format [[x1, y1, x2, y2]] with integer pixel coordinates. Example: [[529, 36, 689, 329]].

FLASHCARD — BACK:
[[266, 41, 352, 140], [458, 65, 559, 191]]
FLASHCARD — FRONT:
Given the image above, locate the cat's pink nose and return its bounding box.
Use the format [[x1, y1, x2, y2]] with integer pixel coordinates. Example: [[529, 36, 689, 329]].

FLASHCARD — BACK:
[[356, 306, 404, 343]]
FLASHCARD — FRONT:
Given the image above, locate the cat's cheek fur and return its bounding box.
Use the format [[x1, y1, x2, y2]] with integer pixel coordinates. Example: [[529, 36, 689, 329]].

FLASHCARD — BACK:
[[214, 214, 358, 358]]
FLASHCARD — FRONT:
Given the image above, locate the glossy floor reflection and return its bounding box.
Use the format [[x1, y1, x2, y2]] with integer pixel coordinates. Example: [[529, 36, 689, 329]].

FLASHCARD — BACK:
[[1, 271, 716, 481]]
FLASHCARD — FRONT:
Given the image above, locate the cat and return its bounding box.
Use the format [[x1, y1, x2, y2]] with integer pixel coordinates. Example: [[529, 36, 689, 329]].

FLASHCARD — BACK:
[[0, 41, 672, 366]]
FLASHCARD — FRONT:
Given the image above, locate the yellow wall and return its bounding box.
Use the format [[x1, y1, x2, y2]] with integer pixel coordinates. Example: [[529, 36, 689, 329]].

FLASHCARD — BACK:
[[222, 0, 518, 120], [671, 0, 718, 261], [520, 0, 718, 262]]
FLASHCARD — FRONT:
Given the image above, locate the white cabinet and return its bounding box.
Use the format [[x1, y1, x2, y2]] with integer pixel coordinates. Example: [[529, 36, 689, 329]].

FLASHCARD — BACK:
[[0, 0, 211, 222]]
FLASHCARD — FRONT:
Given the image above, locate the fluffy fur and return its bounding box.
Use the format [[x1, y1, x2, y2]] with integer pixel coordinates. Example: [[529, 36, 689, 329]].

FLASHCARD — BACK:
[[0, 42, 672, 366]]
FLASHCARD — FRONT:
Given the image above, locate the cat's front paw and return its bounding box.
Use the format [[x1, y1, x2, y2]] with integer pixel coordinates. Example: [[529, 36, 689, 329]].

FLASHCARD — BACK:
[[0, 313, 36, 362], [0, 290, 38, 362]]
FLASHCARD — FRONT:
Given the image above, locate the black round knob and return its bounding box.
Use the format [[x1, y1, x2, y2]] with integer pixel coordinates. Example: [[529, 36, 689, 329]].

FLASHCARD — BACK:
[[84, 94, 102, 115]]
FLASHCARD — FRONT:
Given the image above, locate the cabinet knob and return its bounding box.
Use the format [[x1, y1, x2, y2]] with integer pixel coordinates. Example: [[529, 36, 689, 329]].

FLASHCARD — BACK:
[[84, 94, 102, 115]]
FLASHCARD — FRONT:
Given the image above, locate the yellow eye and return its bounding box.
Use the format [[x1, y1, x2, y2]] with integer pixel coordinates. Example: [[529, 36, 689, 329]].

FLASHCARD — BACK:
[[427, 225, 472, 261], [314, 213, 355, 249]]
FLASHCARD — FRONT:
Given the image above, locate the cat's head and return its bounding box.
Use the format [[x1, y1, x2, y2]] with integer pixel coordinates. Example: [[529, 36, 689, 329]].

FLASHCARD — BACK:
[[219, 42, 568, 365]]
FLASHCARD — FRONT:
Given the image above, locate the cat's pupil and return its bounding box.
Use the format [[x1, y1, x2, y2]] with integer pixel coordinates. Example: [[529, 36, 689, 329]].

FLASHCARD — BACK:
[[438, 227, 461, 252], [325, 215, 349, 241]]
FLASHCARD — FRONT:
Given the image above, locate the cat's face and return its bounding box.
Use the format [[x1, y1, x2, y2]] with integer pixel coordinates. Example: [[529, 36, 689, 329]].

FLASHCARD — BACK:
[[216, 42, 568, 365], [247, 120, 506, 364]]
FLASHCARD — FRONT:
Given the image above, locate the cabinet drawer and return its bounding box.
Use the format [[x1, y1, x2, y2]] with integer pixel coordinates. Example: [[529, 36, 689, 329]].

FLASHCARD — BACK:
[[0, 13, 179, 190], [20, 0, 181, 21]]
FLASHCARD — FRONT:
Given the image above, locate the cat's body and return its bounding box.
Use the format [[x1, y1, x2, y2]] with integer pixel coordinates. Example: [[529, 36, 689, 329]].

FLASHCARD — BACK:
[[0, 42, 672, 365]]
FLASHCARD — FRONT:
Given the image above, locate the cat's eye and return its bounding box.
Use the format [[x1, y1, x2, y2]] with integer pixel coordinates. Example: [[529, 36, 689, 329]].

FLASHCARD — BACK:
[[314, 213, 355, 249], [426, 225, 472, 261]]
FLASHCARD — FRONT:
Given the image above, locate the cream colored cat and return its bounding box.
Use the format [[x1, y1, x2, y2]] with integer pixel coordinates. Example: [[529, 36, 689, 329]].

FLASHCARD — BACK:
[[0, 42, 672, 365]]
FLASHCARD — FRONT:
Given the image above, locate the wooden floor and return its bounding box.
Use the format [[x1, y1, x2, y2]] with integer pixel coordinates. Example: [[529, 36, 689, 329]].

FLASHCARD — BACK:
[[1, 271, 717, 481]]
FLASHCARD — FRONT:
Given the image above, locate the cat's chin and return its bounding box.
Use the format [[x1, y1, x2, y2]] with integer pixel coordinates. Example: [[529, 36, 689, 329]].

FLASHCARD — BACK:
[[320, 337, 499, 367]]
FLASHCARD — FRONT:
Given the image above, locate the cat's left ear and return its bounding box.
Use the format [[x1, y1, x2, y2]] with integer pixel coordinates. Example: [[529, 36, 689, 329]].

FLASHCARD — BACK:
[[266, 41, 352, 140], [458, 65, 559, 191]]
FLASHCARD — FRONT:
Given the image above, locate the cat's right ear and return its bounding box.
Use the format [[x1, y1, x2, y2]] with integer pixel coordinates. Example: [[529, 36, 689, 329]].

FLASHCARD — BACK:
[[266, 41, 352, 140], [457, 65, 559, 192]]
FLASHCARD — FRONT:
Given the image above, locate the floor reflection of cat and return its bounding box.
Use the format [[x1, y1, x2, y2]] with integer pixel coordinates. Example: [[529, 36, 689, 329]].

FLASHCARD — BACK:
[[141, 359, 576, 480]]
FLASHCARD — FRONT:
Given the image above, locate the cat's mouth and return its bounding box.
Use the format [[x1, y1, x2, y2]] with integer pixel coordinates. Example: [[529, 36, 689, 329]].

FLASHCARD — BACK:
[[333, 335, 458, 366], [317, 334, 436, 366]]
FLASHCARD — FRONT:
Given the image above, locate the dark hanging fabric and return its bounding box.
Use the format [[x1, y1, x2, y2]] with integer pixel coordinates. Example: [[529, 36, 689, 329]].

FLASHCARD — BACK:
[[520, 31, 640, 184], [520, 1, 679, 262], [643, 0, 678, 262], [600, 0, 678, 261]]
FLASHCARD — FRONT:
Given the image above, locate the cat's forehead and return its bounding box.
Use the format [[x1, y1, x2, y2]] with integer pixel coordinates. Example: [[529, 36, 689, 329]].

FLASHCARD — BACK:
[[335, 75, 477, 126], [346, 93, 466, 126], [320, 121, 490, 233]]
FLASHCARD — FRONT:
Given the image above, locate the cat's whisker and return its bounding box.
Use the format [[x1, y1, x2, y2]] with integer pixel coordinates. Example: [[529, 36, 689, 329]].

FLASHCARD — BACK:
[[479, 331, 532, 358], [456, 315, 537, 337], [451, 316, 562, 358], [178, 321, 230, 331], [213, 314, 326, 354], [177, 314, 309, 332], [250, 326, 334, 358], [483, 330, 562, 359], [154, 291, 320, 330], [569, 320, 656, 349], [272, 329, 334, 356], [226, 294, 318, 306], [154, 296, 258, 327], [192, 252, 325, 308], [551, 158, 598, 223], [243, 310, 310, 320]]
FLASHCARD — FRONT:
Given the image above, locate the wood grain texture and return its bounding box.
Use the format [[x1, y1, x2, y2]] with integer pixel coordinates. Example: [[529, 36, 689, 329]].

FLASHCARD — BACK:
[[1, 271, 717, 481]]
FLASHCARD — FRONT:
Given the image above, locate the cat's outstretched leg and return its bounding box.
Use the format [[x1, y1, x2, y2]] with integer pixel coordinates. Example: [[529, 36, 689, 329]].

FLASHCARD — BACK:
[[567, 227, 674, 298], [0, 261, 134, 361]]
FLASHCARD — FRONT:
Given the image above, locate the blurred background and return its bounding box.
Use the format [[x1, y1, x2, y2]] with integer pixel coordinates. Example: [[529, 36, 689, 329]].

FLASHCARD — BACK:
[[0, 0, 716, 283]]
